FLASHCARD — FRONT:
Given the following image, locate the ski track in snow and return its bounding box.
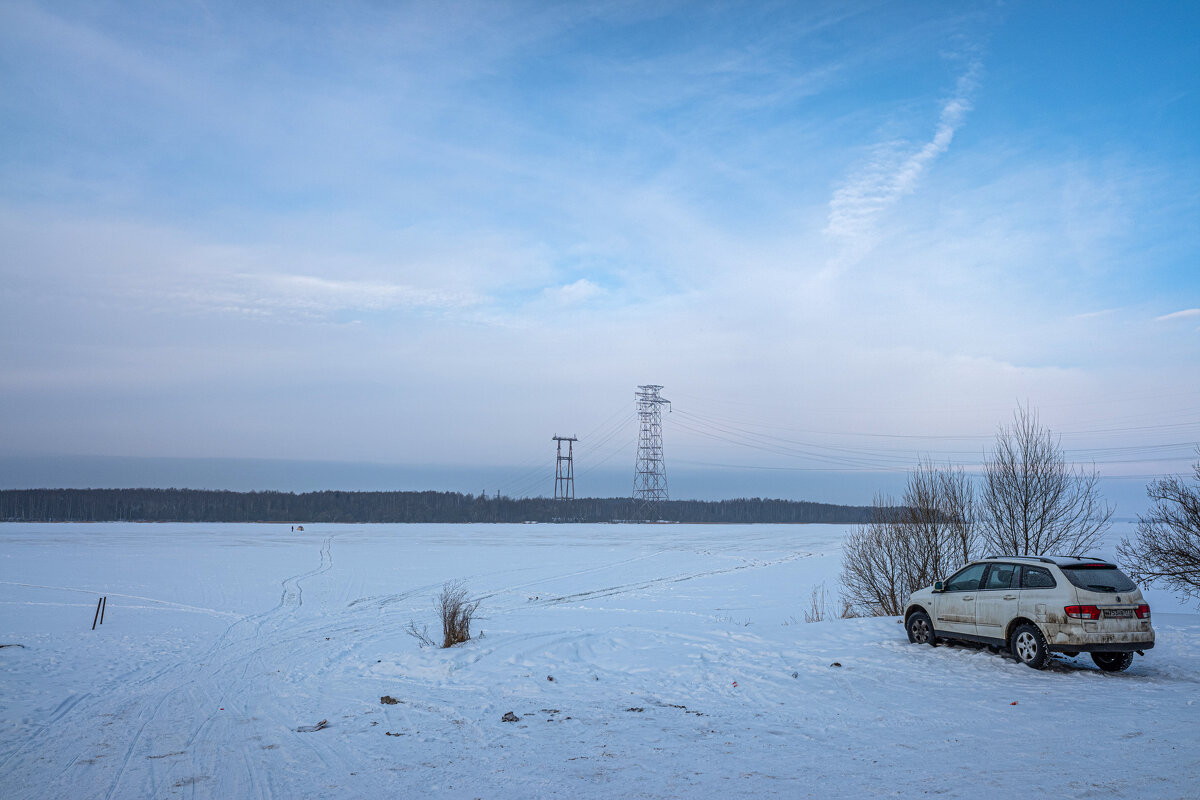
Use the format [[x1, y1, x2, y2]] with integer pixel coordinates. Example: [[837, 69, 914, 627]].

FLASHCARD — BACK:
[[1, 522, 1198, 799], [0, 582, 242, 619]]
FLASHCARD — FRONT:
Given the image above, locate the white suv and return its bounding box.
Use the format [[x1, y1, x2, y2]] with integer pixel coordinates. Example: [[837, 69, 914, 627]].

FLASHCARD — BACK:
[[903, 556, 1154, 671]]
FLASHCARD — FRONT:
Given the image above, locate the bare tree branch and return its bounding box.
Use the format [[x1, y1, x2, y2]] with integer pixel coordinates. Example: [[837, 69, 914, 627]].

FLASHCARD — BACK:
[[1118, 455, 1200, 605], [840, 463, 980, 617], [980, 405, 1113, 556]]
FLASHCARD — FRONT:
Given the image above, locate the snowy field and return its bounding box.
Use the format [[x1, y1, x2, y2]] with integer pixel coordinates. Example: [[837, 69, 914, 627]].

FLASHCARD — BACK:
[[1, 522, 1198, 799]]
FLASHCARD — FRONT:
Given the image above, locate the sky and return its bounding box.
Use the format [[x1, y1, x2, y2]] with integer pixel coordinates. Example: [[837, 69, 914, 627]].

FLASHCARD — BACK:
[[1, 1, 1198, 505]]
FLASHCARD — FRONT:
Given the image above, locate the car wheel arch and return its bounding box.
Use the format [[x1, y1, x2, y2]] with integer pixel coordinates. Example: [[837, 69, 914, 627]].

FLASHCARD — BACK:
[[1005, 616, 1037, 646], [904, 604, 929, 622]]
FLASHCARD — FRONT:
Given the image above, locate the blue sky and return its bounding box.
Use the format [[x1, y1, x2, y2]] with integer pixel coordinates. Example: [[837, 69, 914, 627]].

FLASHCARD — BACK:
[[1, 1, 1197, 501]]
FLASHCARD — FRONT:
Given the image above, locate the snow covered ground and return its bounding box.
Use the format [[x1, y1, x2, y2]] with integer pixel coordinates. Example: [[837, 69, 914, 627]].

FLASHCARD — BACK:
[[1, 522, 1197, 799]]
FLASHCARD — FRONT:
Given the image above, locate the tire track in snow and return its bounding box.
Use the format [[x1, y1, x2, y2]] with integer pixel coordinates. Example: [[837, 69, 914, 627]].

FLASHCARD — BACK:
[[142, 536, 338, 799], [0, 581, 241, 619], [474, 549, 672, 603], [1, 535, 338, 800], [0, 692, 92, 778], [525, 550, 812, 609]]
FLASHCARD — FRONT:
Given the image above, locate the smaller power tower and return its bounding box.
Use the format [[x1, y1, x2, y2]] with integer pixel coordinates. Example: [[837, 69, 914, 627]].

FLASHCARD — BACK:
[[553, 435, 578, 500]]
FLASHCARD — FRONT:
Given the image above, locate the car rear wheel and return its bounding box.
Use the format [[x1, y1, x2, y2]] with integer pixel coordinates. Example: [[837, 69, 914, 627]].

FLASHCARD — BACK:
[[906, 612, 937, 646], [1091, 652, 1134, 672], [1011, 623, 1049, 669]]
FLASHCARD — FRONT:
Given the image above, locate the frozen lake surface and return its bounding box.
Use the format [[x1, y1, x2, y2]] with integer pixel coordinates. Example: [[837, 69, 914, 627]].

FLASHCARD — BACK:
[[1, 522, 1197, 798]]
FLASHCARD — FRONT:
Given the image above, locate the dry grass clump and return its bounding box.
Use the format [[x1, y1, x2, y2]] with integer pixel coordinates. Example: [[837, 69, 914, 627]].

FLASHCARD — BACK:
[[803, 583, 858, 623], [406, 579, 480, 649], [438, 580, 479, 648]]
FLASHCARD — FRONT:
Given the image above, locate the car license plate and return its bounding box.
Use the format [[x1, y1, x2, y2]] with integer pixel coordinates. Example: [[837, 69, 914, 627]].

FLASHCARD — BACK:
[[1103, 608, 1133, 618]]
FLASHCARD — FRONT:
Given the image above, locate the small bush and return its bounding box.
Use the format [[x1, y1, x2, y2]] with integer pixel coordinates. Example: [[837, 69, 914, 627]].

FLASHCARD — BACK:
[[405, 620, 435, 648], [802, 583, 858, 623], [438, 580, 479, 648], [804, 584, 829, 623]]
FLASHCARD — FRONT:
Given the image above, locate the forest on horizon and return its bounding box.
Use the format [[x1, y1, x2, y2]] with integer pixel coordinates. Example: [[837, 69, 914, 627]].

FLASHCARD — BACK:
[[0, 488, 874, 525]]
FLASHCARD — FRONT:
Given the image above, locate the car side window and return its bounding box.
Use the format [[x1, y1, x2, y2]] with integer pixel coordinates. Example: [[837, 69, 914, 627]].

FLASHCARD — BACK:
[[1021, 565, 1056, 589], [984, 563, 1017, 590], [944, 563, 987, 592]]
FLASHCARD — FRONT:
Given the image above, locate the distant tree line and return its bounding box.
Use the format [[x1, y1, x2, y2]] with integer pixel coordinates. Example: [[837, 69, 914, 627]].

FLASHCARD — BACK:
[[0, 488, 875, 525]]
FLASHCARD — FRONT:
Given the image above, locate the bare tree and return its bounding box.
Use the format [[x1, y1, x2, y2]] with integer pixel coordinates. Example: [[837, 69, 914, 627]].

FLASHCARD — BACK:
[[1117, 456, 1200, 605], [840, 497, 910, 616], [841, 461, 980, 617], [901, 459, 979, 588], [981, 405, 1112, 556]]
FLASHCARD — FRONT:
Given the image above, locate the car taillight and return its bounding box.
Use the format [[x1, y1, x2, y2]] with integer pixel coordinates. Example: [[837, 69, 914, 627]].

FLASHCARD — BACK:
[[1136, 604, 1151, 619], [1065, 605, 1101, 620]]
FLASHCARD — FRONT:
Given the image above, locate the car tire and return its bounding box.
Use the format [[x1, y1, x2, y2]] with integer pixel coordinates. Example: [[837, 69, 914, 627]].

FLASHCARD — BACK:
[[1011, 623, 1049, 669], [906, 611, 937, 646], [1091, 652, 1134, 672]]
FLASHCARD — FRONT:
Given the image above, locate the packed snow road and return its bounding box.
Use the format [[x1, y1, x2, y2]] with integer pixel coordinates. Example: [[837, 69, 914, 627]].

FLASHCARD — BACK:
[[1, 523, 1197, 799]]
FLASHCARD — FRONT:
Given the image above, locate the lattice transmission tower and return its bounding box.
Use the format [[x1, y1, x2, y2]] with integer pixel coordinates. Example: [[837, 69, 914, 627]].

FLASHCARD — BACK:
[[633, 384, 671, 512], [552, 435, 577, 500]]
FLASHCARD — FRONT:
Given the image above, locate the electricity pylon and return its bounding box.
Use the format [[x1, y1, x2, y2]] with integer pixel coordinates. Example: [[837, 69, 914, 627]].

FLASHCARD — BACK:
[[553, 435, 577, 500], [633, 384, 670, 515]]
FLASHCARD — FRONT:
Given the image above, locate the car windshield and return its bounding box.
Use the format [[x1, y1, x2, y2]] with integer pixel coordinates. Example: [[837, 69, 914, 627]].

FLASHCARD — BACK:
[[1060, 566, 1137, 593]]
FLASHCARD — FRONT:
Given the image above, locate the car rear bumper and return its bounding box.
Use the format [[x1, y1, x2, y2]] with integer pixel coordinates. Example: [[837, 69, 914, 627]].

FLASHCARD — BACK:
[[1043, 622, 1154, 653], [1048, 640, 1154, 653]]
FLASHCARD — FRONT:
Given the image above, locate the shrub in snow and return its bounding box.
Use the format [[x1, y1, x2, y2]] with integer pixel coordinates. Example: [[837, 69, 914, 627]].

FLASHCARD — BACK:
[[841, 459, 978, 616], [405, 620, 436, 648], [803, 583, 856, 622], [438, 580, 480, 648], [404, 579, 480, 648]]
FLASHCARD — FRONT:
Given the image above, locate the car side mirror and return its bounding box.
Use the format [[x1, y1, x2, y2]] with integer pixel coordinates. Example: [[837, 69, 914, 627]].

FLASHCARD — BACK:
[[932, 581, 944, 593]]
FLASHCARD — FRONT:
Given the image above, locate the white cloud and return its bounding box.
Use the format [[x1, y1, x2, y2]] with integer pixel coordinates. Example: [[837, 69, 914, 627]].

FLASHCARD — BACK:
[[539, 278, 604, 307], [229, 273, 480, 316], [825, 61, 981, 244], [1069, 308, 1120, 320], [1155, 308, 1200, 322]]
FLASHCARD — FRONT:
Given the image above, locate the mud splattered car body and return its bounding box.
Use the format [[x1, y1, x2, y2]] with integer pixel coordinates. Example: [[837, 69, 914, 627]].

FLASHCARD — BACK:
[[903, 556, 1155, 671]]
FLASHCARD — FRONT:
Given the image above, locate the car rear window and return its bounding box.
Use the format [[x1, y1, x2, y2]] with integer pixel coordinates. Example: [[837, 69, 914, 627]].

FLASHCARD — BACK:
[[1060, 566, 1137, 593]]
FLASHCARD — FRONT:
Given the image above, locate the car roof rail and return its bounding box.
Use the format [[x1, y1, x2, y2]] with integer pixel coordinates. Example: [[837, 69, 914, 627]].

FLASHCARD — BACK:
[[985, 554, 1055, 565]]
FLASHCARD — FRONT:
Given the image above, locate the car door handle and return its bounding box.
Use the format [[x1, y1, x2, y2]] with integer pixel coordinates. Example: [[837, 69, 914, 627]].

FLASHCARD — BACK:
[[1003, 595, 1017, 600], [963, 596, 974, 601]]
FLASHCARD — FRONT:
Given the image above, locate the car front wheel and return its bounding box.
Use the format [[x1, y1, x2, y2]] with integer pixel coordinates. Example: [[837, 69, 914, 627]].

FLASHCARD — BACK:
[[906, 611, 937, 646], [1011, 623, 1049, 669], [1091, 652, 1134, 672]]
